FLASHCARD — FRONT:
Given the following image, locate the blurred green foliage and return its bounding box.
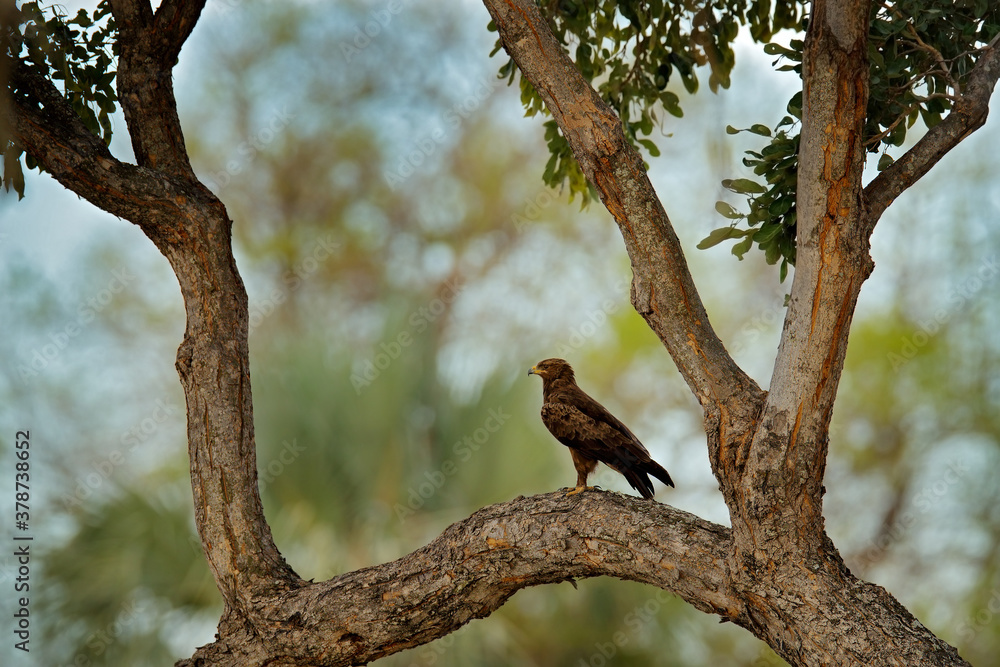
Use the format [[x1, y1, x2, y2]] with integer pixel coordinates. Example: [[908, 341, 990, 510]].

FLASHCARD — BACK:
[[3, 0, 999, 666]]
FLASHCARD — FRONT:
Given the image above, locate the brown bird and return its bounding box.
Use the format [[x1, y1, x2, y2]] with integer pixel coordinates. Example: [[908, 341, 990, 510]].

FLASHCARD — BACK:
[[528, 358, 674, 499]]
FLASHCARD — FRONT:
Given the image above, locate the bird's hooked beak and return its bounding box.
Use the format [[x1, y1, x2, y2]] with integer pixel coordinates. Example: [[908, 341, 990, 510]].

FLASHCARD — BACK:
[[528, 365, 539, 376]]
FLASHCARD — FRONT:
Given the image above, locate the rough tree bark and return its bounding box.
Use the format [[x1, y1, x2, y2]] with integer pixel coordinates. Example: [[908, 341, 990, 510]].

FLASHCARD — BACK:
[[5, 0, 999, 665]]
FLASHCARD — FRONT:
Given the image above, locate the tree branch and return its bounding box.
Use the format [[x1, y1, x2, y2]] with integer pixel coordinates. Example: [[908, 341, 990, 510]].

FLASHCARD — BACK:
[[152, 0, 208, 66], [737, 0, 873, 554], [179, 492, 738, 667], [481, 0, 767, 510], [10, 0, 296, 619], [481, 0, 761, 414], [110, 0, 202, 177], [179, 488, 969, 667], [11, 3, 983, 664], [7, 60, 191, 247], [864, 34, 1000, 227]]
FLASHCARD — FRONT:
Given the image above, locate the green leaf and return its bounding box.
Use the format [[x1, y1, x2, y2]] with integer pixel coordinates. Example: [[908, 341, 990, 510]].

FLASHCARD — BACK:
[[753, 223, 783, 244], [726, 125, 740, 135], [714, 201, 743, 219], [732, 235, 753, 260], [723, 178, 767, 195], [697, 226, 741, 249], [660, 91, 683, 118], [638, 138, 661, 157], [763, 43, 793, 57], [786, 91, 803, 119], [877, 153, 894, 171], [764, 238, 782, 265], [2, 150, 26, 200], [542, 152, 558, 184], [767, 197, 793, 217], [638, 110, 654, 135], [888, 122, 907, 146], [681, 72, 698, 94], [749, 124, 772, 137]]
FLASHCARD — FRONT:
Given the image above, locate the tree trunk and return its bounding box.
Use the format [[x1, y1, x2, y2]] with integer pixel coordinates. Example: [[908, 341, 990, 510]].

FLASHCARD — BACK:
[[481, 1, 972, 663]]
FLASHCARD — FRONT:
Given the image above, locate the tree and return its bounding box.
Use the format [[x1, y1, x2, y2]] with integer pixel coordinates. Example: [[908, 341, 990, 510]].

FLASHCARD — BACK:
[[3, 0, 999, 665]]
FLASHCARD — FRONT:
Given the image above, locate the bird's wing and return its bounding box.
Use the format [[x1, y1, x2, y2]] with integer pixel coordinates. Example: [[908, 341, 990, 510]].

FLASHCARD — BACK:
[[559, 384, 652, 454], [542, 384, 674, 491], [541, 398, 648, 469], [541, 401, 659, 497]]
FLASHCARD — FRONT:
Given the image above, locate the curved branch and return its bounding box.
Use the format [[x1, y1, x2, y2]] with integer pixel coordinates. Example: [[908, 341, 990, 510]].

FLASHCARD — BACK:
[[179, 491, 737, 667], [864, 34, 1000, 228], [11, 1, 294, 619], [482, 0, 761, 415], [180, 488, 969, 667]]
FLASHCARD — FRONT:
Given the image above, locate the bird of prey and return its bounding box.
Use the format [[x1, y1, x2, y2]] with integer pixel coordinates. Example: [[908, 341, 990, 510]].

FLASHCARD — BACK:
[[528, 358, 674, 499]]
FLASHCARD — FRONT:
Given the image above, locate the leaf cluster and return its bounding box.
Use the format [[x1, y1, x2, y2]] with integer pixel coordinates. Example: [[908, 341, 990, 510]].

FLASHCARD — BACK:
[[702, 0, 999, 276], [866, 0, 1000, 157], [697, 42, 802, 281], [2, 0, 117, 199], [491, 1, 999, 278], [489, 0, 805, 205], [699, 116, 798, 282]]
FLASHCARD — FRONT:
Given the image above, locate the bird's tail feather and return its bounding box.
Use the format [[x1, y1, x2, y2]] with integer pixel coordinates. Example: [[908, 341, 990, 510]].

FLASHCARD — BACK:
[[621, 468, 655, 499], [646, 461, 674, 488]]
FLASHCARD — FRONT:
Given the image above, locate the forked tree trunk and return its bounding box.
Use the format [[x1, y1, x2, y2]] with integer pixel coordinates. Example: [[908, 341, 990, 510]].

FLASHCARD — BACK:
[[7, 0, 1000, 664]]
